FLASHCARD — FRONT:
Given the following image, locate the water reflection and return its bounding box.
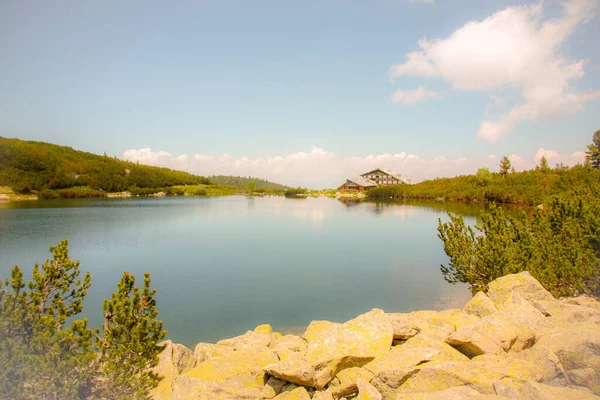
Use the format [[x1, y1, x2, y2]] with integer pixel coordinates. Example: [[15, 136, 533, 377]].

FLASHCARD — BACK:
[[0, 196, 502, 348]]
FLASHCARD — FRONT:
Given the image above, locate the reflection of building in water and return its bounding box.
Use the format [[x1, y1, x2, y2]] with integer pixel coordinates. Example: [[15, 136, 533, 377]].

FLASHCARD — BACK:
[[336, 198, 365, 207], [370, 202, 389, 215], [338, 168, 410, 191]]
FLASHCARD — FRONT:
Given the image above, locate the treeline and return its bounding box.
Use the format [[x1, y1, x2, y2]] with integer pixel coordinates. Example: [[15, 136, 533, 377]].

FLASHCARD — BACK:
[[209, 175, 289, 191], [0, 137, 211, 194], [367, 163, 600, 206]]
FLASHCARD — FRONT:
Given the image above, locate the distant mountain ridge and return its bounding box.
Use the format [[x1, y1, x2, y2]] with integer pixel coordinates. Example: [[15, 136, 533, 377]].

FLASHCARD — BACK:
[[0, 137, 288, 194]]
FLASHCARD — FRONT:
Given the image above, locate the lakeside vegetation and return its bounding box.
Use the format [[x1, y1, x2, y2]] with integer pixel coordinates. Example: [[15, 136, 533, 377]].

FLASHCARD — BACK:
[[439, 186, 600, 298], [367, 161, 600, 206], [0, 137, 289, 200], [435, 132, 600, 298], [209, 175, 290, 191], [0, 241, 165, 399]]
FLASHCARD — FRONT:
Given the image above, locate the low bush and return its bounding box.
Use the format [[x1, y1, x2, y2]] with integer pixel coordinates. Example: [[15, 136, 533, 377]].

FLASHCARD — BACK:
[[437, 187, 600, 297], [284, 188, 308, 197]]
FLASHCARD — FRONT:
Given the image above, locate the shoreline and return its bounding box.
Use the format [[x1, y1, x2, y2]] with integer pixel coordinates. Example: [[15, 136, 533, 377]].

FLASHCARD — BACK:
[[150, 272, 600, 400]]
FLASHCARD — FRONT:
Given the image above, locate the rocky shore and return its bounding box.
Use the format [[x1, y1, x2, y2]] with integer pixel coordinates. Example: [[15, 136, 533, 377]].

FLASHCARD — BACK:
[[151, 272, 600, 399]]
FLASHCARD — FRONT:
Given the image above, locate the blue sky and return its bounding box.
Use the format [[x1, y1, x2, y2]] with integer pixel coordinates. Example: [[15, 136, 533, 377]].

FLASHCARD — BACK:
[[1, 0, 599, 187]]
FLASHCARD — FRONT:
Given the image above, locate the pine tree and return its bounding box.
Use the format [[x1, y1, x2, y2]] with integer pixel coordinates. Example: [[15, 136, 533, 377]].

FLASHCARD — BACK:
[[539, 156, 550, 172], [0, 241, 96, 399], [499, 156, 511, 176], [95, 271, 166, 399], [0, 241, 167, 399], [437, 189, 600, 297], [586, 130, 600, 169]]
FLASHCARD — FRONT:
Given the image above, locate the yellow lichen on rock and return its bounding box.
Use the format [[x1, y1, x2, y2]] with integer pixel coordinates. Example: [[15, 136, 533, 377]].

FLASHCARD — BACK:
[[463, 292, 497, 318], [356, 378, 383, 400], [273, 386, 311, 400], [186, 347, 278, 389]]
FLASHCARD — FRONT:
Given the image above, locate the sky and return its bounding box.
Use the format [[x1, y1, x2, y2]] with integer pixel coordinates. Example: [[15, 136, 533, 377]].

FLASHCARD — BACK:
[[1, 0, 599, 188]]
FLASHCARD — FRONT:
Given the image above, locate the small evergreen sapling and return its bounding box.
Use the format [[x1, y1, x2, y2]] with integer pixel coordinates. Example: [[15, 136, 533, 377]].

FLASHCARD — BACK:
[[95, 271, 167, 399]]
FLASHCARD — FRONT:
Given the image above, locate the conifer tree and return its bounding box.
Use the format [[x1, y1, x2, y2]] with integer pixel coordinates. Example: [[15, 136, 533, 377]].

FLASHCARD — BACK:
[[0, 241, 96, 399], [95, 271, 166, 399], [539, 156, 550, 172], [438, 189, 600, 297], [499, 156, 511, 176], [586, 130, 600, 169], [0, 241, 167, 399]]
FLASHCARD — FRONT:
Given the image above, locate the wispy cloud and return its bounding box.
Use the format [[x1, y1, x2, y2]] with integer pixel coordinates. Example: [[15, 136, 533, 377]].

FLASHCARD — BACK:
[[391, 0, 600, 143], [122, 147, 586, 189], [391, 86, 440, 104]]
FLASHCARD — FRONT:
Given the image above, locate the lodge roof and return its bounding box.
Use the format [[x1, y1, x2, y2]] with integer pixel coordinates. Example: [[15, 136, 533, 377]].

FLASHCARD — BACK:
[[360, 168, 411, 184], [346, 177, 378, 187]]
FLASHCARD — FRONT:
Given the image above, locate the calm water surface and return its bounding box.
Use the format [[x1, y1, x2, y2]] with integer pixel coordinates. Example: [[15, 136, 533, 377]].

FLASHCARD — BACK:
[[0, 196, 483, 348]]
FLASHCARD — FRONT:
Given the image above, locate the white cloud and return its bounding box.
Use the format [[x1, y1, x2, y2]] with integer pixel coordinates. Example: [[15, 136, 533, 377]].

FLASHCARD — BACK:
[[391, 86, 440, 104], [122, 147, 586, 189], [535, 148, 560, 161], [391, 0, 600, 142]]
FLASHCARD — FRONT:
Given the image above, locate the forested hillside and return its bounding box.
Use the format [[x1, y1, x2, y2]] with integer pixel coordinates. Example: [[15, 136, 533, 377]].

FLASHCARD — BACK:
[[0, 137, 210, 194], [209, 175, 289, 190]]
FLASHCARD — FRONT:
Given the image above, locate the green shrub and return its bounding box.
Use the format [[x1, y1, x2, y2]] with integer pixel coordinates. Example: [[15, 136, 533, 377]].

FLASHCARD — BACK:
[[57, 188, 105, 198], [39, 188, 60, 199], [194, 187, 207, 196], [284, 187, 308, 197], [437, 188, 600, 297], [0, 241, 166, 399]]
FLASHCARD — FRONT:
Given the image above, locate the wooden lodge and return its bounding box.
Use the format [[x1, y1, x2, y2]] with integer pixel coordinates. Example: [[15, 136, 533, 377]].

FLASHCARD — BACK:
[[360, 168, 410, 186], [338, 168, 410, 191], [338, 177, 378, 192]]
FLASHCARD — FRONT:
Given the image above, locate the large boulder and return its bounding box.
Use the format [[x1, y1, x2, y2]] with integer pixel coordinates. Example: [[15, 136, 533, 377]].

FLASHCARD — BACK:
[[264, 309, 393, 389], [393, 354, 541, 396], [392, 385, 509, 399], [185, 346, 278, 391], [356, 378, 383, 400], [327, 367, 375, 398], [270, 334, 307, 361], [170, 375, 263, 399], [312, 391, 335, 400], [273, 387, 312, 400], [518, 380, 599, 399], [217, 326, 279, 350], [513, 347, 568, 385], [154, 340, 197, 376], [150, 340, 197, 400], [488, 292, 545, 330], [194, 342, 235, 362], [261, 376, 288, 399], [363, 347, 440, 389], [486, 272, 554, 304], [402, 334, 469, 363], [532, 300, 600, 372], [386, 314, 421, 340], [463, 292, 497, 318], [386, 310, 478, 343], [446, 311, 536, 358]]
